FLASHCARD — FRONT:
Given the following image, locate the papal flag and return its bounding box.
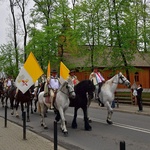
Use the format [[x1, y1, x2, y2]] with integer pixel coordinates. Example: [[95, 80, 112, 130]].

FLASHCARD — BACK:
[[60, 61, 70, 83], [47, 61, 51, 78], [15, 52, 44, 94]]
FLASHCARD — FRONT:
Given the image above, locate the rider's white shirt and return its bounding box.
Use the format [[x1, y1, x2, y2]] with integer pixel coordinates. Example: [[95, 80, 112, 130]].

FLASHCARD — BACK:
[[49, 77, 60, 90]]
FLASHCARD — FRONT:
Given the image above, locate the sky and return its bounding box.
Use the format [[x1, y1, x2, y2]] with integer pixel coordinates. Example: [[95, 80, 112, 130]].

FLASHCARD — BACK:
[[0, 1, 9, 45], [1, 0, 150, 46], [0, 0, 34, 45]]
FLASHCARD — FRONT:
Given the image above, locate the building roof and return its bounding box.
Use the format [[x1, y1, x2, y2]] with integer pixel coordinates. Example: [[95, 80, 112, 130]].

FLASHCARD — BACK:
[[131, 52, 150, 67], [64, 50, 150, 69]]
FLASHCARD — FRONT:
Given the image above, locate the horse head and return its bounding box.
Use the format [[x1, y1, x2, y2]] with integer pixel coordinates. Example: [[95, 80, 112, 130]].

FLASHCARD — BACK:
[[86, 80, 95, 100], [118, 72, 131, 88], [65, 81, 76, 99]]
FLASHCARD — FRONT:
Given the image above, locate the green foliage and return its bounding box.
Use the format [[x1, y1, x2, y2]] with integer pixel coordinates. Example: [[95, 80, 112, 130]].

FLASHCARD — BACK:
[[0, 43, 19, 78], [1, 0, 150, 77]]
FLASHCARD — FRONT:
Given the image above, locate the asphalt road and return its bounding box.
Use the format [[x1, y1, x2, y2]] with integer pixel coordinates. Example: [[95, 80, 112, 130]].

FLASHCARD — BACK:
[[0, 103, 150, 150]]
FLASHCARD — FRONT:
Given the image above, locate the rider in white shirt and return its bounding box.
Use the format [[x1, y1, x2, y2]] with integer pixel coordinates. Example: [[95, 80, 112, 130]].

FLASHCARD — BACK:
[[89, 67, 105, 101], [44, 69, 60, 109]]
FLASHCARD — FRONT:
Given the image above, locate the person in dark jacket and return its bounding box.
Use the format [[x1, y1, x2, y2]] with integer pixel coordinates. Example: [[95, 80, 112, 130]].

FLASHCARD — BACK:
[[136, 84, 143, 111]]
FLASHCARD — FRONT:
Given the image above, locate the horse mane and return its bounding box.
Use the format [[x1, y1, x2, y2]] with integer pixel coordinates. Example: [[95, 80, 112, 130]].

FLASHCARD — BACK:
[[106, 73, 120, 84], [75, 80, 94, 95], [58, 81, 68, 92]]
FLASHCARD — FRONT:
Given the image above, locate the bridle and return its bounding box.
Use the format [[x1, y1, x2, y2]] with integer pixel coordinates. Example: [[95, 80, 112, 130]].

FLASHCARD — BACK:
[[59, 82, 75, 97], [112, 73, 128, 84]]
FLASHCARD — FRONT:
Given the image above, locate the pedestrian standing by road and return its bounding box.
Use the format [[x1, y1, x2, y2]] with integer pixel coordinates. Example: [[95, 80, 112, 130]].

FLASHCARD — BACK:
[[136, 84, 143, 112]]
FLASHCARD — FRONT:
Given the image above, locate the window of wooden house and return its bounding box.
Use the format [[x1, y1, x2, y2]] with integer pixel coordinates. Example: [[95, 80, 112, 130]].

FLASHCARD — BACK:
[[134, 72, 139, 82]]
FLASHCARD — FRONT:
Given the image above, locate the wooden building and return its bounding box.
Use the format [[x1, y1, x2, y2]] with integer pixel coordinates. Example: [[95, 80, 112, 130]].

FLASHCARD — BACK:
[[64, 52, 150, 89]]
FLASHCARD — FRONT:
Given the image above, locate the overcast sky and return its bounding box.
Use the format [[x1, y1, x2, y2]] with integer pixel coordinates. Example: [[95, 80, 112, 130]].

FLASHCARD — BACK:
[[0, 1, 9, 45], [1, 0, 150, 46], [0, 0, 34, 45]]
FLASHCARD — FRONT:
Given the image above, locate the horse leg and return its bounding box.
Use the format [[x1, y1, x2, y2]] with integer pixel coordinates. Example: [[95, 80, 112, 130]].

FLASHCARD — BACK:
[[26, 102, 30, 122], [10, 98, 14, 115], [5, 96, 8, 107], [15, 101, 19, 117], [58, 107, 68, 136], [34, 99, 38, 112], [21, 102, 24, 120], [82, 106, 92, 131], [72, 107, 78, 129], [40, 103, 47, 129], [1, 95, 4, 107], [55, 110, 61, 122], [105, 101, 113, 124], [30, 100, 33, 114]]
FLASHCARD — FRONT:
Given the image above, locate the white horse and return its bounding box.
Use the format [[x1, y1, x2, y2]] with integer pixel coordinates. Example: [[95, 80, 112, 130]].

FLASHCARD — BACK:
[[54, 81, 76, 135], [99, 72, 131, 124], [38, 81, 76, 131]]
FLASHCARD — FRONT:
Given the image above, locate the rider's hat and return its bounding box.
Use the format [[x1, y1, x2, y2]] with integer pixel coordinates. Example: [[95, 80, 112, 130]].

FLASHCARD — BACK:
[[93, 66, 98, 69], [93, 66, 99, 70], [69, 69, 75, 74], [51, 69, 57, 73]]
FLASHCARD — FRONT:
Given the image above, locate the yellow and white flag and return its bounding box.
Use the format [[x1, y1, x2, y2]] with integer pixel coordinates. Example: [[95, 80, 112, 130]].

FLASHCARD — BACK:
[[60, 61, 70, 83], [15, 52, 44, 94], [47, 61, 51, 78]]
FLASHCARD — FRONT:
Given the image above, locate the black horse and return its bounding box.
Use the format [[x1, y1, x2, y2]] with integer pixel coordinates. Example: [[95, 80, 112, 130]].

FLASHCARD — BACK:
[[55, 80, 95, 131]]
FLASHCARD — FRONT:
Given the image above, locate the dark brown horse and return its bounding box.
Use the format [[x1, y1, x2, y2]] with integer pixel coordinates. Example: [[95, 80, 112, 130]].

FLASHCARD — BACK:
[[10, 86, 34, 122], [0, 79, 4, 107]]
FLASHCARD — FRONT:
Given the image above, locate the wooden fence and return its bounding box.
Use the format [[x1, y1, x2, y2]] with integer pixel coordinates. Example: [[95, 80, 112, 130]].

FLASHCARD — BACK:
[[115, 91, 150, 106]]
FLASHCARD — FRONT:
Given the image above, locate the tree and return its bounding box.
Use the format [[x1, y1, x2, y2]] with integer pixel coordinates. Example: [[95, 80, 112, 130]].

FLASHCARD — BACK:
[[0, 43, 18, 77], [16, 0, 29, 61], [9, 0, 19, 72]]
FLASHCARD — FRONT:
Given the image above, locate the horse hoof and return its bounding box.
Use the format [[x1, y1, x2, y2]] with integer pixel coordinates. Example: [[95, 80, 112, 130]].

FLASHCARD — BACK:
[[72, 125, 77, 129], [63, 131, 68, 136], [106, 119, 113, 125], [11, 112, 14, 115], [27, 119, 30, 122], [72, 122, 77, 129], [44, 126, 48, 129], [88, 119, 92, 123], [85, 126, 92, 131]]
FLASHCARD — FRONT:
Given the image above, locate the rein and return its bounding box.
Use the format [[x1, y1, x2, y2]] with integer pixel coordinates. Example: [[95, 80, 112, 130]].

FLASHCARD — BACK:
[[112, 73, 128, 84], [59, 83, 75, 96]]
